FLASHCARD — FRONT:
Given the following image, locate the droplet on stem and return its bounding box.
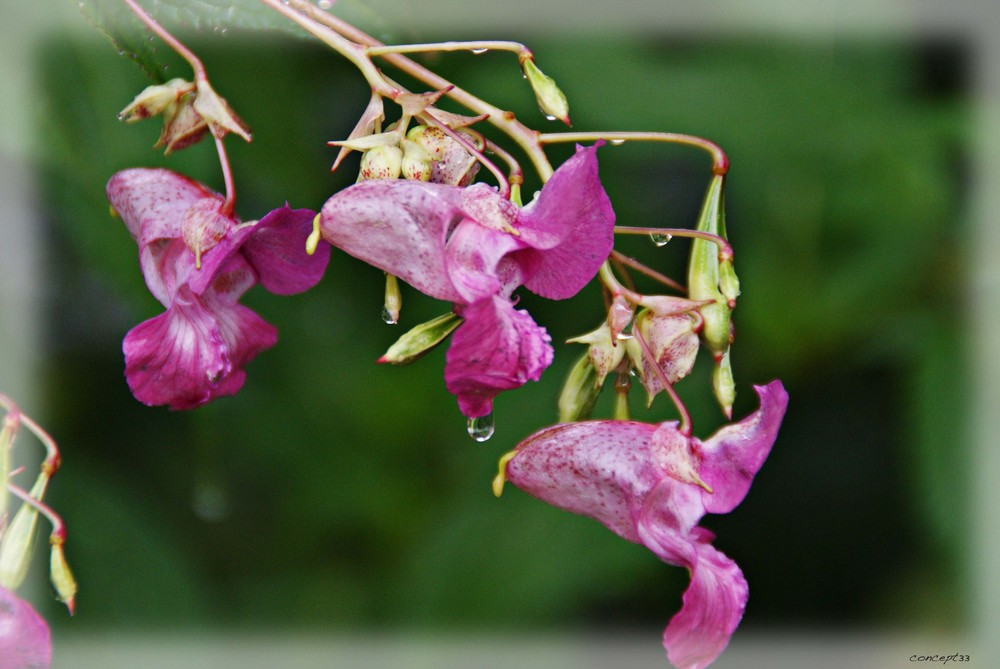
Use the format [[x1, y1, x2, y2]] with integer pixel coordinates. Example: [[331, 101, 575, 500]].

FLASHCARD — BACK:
[[318, 0, 335, 8], [609, 139, 626, 146], [649, 232, 672, 247], [466, 412, 495, 442], [381, 306, 398, 325], [470, 48, 489, 55]]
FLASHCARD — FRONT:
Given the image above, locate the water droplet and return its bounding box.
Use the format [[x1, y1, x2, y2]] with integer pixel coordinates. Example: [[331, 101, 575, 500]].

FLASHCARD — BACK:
[[609, 139, 626, 146], [381, 306, 398, 325], [649, 233, 672, 247], [470, 48, 489, 55], [466, 412, 495, 442], [543, 114, 557, 122], [318, 0, 334, 8]]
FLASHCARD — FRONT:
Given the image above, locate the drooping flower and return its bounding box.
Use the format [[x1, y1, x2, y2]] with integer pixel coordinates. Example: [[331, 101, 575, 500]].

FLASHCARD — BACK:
[[320, 144, 615, 418], [502, 381, 788, 669], [107, 169, 331, 410], [0, 587, 51, 669]]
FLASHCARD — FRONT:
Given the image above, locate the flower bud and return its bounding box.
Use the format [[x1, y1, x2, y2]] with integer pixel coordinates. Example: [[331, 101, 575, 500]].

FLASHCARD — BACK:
[[712, 349, 736, 419], [687, 174, 732, 357], [557, 353, 602, 423], [401, 139, 434, 181], [633, 308, 700, 406], [156, 99, 209, 154], [607, 294, 633, 343], [358, 144, 403, 180], [118, 78, 193, 123], [382, 273, 403, 324], [521, 57, 571, 125], [567, 323, 624, 387], [377, 312, 463, 365], [49, 536, 76, 616]]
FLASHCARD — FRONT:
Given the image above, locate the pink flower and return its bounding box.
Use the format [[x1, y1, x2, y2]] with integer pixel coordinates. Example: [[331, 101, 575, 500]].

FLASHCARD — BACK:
[[320, 144, 615, 417], [107, 169, 331, 409], [0, 588, 51, 669], [503, 381, 788, 669]]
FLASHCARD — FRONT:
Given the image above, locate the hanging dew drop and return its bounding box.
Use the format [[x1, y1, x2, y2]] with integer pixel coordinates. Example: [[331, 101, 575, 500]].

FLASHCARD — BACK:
[[380, 306, 398, 325], [649, 232, 672, 247], [318, 0, 335, 8], [470, 48, 489, 55], [543, 114, 557, 122], [609, 139, 626, 146], [466, 412, 495, 442]]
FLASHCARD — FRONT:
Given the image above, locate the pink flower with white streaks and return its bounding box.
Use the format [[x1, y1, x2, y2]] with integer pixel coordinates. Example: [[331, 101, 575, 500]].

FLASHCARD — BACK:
[[320, 144, 615, 418], [0, 587, 51, 669], [107, 169, 331, 409], [503, 381, 788, 669]]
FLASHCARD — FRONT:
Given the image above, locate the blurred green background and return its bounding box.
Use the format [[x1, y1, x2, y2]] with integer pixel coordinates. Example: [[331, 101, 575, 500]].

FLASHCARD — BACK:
[[21, 1, 969, 646]]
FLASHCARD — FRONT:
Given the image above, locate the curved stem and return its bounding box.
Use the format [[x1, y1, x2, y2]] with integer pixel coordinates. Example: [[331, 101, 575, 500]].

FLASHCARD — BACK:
[[281, 0, 555, 181], [615, 226, 733, 261], [367, 40, 531, 59], [539, 131, 729, 175], [122, 0, 208, 80], [419, 114, 510, 197], [610, 250, 686, 294], [214, 135, 237, 216], [632, 327, 693, 436]]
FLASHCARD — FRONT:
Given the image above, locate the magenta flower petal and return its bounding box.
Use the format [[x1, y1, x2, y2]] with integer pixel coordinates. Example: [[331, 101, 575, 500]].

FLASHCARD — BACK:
[[319, 179, 467, 302], [698, 381, 789, 514], [242, 206, 331, 295], [659, 536, 749, 669], [517, 144, 615, 300], [123, 287, 277, 409], [505, 380, 787, 669], [0, 588, 52, 669], [444, 295, 553, 418], [443, 217, 525, 303]]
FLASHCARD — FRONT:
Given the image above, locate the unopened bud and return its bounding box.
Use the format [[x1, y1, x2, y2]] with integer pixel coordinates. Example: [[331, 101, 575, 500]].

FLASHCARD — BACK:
[[557, 352, 603, 423], [633, 308, 700, 406], [521, 57, 571, 125], [358, 144, 403, 181], [156, 100, 209, 154], [118, 78, 193, 123], [378, 312, 462, 365], [719, 257, 740, 304], [607, 295, 633, 343], [687, 174, 734, 357], [406, 125, 448, 160], [49, 536, 76, 616], [712, 349, 736, 419], [383, 273, 403, 324], [567, 323, 624, 387], [401, 139, 434, 181]]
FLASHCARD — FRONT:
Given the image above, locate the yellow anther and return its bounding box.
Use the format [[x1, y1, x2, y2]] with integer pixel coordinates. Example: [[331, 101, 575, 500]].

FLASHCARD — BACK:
[[306, 214, 322, 256], [492, 449, 519, 498]]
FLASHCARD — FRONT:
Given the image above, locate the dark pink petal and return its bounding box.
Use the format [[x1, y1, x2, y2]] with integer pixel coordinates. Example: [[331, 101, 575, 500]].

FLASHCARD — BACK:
[[443, 218, 525, 303], [107, 168, 220, 248], [319, 179, 467, 302], [123, 287, 276, 410], [0, 588, 52, 669], [516, 144, 616, 299], [660, 535, 748, 669], [241, 206, 331, 295], [697, 380, 788, 515], [444, 295, 553, 418]]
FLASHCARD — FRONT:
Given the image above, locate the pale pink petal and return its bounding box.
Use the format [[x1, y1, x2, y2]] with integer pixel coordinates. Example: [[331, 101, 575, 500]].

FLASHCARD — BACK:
[[637, 314, 700, 401], [444, 295, 553, 418], [319, 179, 466, 301], [241, 206, 331, 295], [0, 588, 51, 669], [107, 168, 220, 248], [123, 287, 276, 410], [697, 380, 788, 514], [517, 144, 616, 299], [505, 419, 661, 540]]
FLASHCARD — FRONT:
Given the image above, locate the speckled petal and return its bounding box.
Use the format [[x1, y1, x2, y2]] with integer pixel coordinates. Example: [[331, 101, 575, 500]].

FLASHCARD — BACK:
[[107, 168, 220, 248], [444, 295, 553, 418], [0, 588, 52, 669]]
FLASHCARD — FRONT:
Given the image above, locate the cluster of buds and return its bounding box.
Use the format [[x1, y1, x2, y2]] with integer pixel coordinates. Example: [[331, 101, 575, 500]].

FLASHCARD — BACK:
[[329, 92, 485, 187], [560, 173, 740, 426], [0, 395, 77, 668]]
